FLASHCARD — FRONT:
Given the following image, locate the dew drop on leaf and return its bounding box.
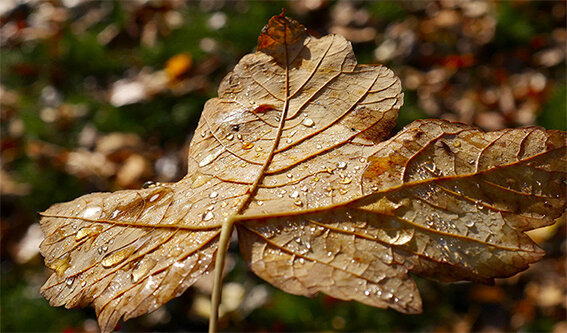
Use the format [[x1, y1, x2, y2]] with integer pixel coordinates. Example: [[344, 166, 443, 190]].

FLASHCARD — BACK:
[[97, 245, 108, 255], [65, 277, 74, 287], [203, 211, 214, 221], [101, 248, 134, 268], [75, 225, 103, 241], [81, 206, 102, 219], [302, 118, 314, 127], [242, 142, 254, 150], [209, 191, 219, 199], [339, 177, 352, 184], [142, 181, 155, 189], [199, 148, 224, 167]]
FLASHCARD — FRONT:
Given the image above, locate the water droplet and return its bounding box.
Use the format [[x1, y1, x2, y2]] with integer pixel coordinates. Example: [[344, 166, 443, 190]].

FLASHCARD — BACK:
[[382, 290, 393, 299], [327, 251, 333, 257], [81, 206, 101, 219], [364, 289, 371, 296], [46, 255, 71, 276], [65, 277, 74, 287], [111, 209, 120, 219], [339, 177, 352, 184], [316, 144, 322, 149], [337, 161, 347, 169], [101, 248, 135, 268], [298, 258, 305, 264], [287, 173, 293, 178], [132, 258, 156, 283], [302, 118, 314, 127], [226, 133, 234, 140], [209, 191, 218, 199], [453, 140, 461, 147], [203, 211, 214, 221], [98, 245, 108, 254], [475, 201, 484, 210], [242, 142, 254, 150], [380, 229, 414, 245], [75, 225, 103, 241], [290, 191, 300, 199], [149, 194, 159, 202], [464, 220, 474, 228], [286, 138, 292, 144], [199, 148, 224, 167], [424, 161, 436, 172], [294, 200, 303, 207], [236, 133, 242, 140], [142, 180, 156, 189], [81, 280, 87, 287], [257, 200, 264, 206]]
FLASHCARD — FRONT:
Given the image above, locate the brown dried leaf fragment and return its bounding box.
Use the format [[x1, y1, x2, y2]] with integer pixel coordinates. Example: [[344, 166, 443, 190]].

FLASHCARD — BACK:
[[39, 13, 566, 332]]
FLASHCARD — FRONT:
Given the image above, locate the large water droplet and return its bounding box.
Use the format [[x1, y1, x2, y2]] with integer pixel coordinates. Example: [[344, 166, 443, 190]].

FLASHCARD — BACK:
[[199, 148, 224, 167], [132, 258, 157, 283], [65, 276, 74, 287], [81, 206, 102, 219], [379, 229, 414, 245], [203, 211, 214, 221], [46, 255, 71, 276], [101, 248, 135, 268], [142, 180, 157, 189], [149, 194, 160, 202], [337, 161, 347, 169], [209, 191, 218, 199], [75, 225, 103, 241], [302, 118, 314, 127], [290, 191, 299, 199], [464, 220, 475, 228], [242, 142, 254, 150], [382, 290, 393, 300], [111, 209, 121, 219]]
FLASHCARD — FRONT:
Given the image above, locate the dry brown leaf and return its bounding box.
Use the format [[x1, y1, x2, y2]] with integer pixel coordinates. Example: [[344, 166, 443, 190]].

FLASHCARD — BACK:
[[39, 13, 567, 332]]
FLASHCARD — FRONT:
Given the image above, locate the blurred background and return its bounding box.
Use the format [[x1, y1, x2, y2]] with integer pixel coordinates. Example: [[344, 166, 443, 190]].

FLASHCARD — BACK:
[[1, 0, 565, 332]]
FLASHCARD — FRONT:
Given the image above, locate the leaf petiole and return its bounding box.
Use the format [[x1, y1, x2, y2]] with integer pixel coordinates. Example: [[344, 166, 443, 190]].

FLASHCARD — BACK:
[[209, 215, 236, 333]]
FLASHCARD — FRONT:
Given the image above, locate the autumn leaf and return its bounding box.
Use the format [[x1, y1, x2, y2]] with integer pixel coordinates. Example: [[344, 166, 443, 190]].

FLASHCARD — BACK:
[[39, 13, 566, 332]]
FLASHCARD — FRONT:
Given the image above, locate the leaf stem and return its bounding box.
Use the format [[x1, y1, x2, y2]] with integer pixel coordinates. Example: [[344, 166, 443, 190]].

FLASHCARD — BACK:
[[209, 216, 235, 333]]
